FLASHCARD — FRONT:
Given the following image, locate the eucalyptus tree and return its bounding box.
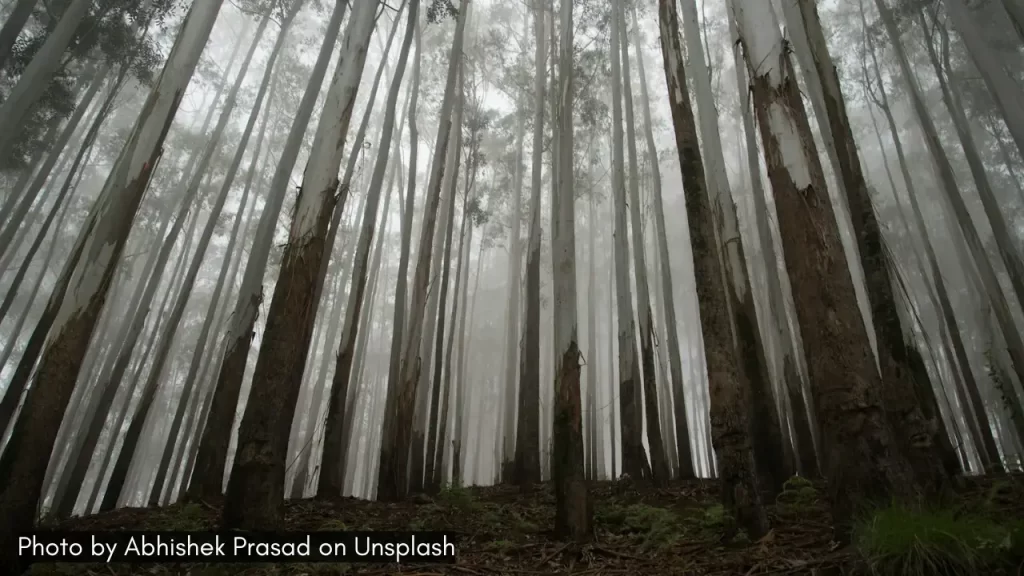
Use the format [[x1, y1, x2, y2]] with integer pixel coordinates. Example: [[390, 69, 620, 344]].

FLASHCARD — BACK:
[[0, 0, 225, 552], [615, 0, 670, 486], [550, 0, 590, 542], [782, 0, 952, 491], [608, 0, 644, 482], [628, 2, 693, 479], [500, 6, 528, 485], [732, 0, 916, 536], [378, 0, 469, 502], [515, 0, 546, 490], [188, 0, 349, 503], [657, 0, 767, 539], [426, 67, 466, 492], [147, 0, 309, 507], [318, 0, 418, 499], [221, 0, 379, 529]]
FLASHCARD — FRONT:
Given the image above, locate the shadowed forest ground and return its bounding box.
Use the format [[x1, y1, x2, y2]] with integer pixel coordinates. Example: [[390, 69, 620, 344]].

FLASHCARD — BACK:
[[25, 474, 1024, 575]]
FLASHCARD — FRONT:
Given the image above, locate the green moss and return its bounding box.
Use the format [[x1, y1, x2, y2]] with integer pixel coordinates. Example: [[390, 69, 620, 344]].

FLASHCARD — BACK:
[[597, 503, 686, 550], [777, 475, 820, 513], [854, 505, 1023, 576], [783, 475, 813, 491], [436, 484, 478, 513]]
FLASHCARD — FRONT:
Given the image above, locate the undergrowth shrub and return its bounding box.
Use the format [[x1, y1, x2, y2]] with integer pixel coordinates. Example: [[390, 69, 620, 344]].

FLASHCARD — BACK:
[[854, 505, 1024, 576]]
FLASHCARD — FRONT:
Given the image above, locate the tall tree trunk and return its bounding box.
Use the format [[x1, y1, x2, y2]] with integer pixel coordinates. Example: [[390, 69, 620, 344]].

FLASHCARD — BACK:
[[188, 0, 348, 503], [425, 69, 465, 494], [221, 0, 377, 529], [628, 3, 693, 480], [786, 0, 951, 491], [45, 67, 168, 517], [0, 0, 224, 553], [502, 9, 529, 483], [658, 0, 768, 539], [586, 192, 599, 481], [733, 0, 915, 537], [318, 2, 416, 498], [451, 220, 476, 487], [411, 126, 457, 494], [551, 0, 590, 542], [377, 0, 469, 503], [514, 0, 546, 491], [727, 8, 818, 479], [615, 2, 669, 486], [434, 167, 472, 490], [605, 203, 618, 479], [681, 0, 788, 494], [608, 3, 643, 482]]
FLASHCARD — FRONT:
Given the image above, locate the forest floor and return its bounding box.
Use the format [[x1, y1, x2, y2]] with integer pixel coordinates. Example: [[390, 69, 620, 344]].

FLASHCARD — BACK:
[[28, 473, 1024, 576]]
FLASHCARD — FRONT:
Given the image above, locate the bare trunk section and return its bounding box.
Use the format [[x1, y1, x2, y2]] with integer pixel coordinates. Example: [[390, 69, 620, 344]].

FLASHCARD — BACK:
[[616, 2, 669, 487], [0, 0, 223, 555], [318, 2, 417, 498], [681, 0, 788, 494], [434, 150, 474, 490], [188, 0, 349, 503], [787, 0, 951, 492], [378, 1, 469, 503], [502, 9, 529, 482], [734, 0, 914, 537], [628, 3, 693, 480], [659, 0, 767, 539], [221, 0, 377, 529], [425, 70, 465, 494], [551, 0, 590, 541], [727, 9, 818, 479], [608, 3, 644, 482], [586, 191, 599, 481], [515, 0, 547, 491]]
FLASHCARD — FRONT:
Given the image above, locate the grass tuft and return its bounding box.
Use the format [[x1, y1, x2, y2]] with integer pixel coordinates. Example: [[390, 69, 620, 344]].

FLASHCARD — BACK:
[[854, 505, 1023, 576], [436, 484, 478, 513], [597, 503, 687, 550]]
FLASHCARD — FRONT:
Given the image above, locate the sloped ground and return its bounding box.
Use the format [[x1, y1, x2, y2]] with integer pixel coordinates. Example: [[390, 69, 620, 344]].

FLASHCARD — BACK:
[[27, 474, 1024, 575]]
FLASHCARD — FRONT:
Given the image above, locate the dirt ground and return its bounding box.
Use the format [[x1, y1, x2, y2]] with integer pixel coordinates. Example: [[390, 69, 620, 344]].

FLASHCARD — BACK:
[[26, 474, 1024, 575]]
